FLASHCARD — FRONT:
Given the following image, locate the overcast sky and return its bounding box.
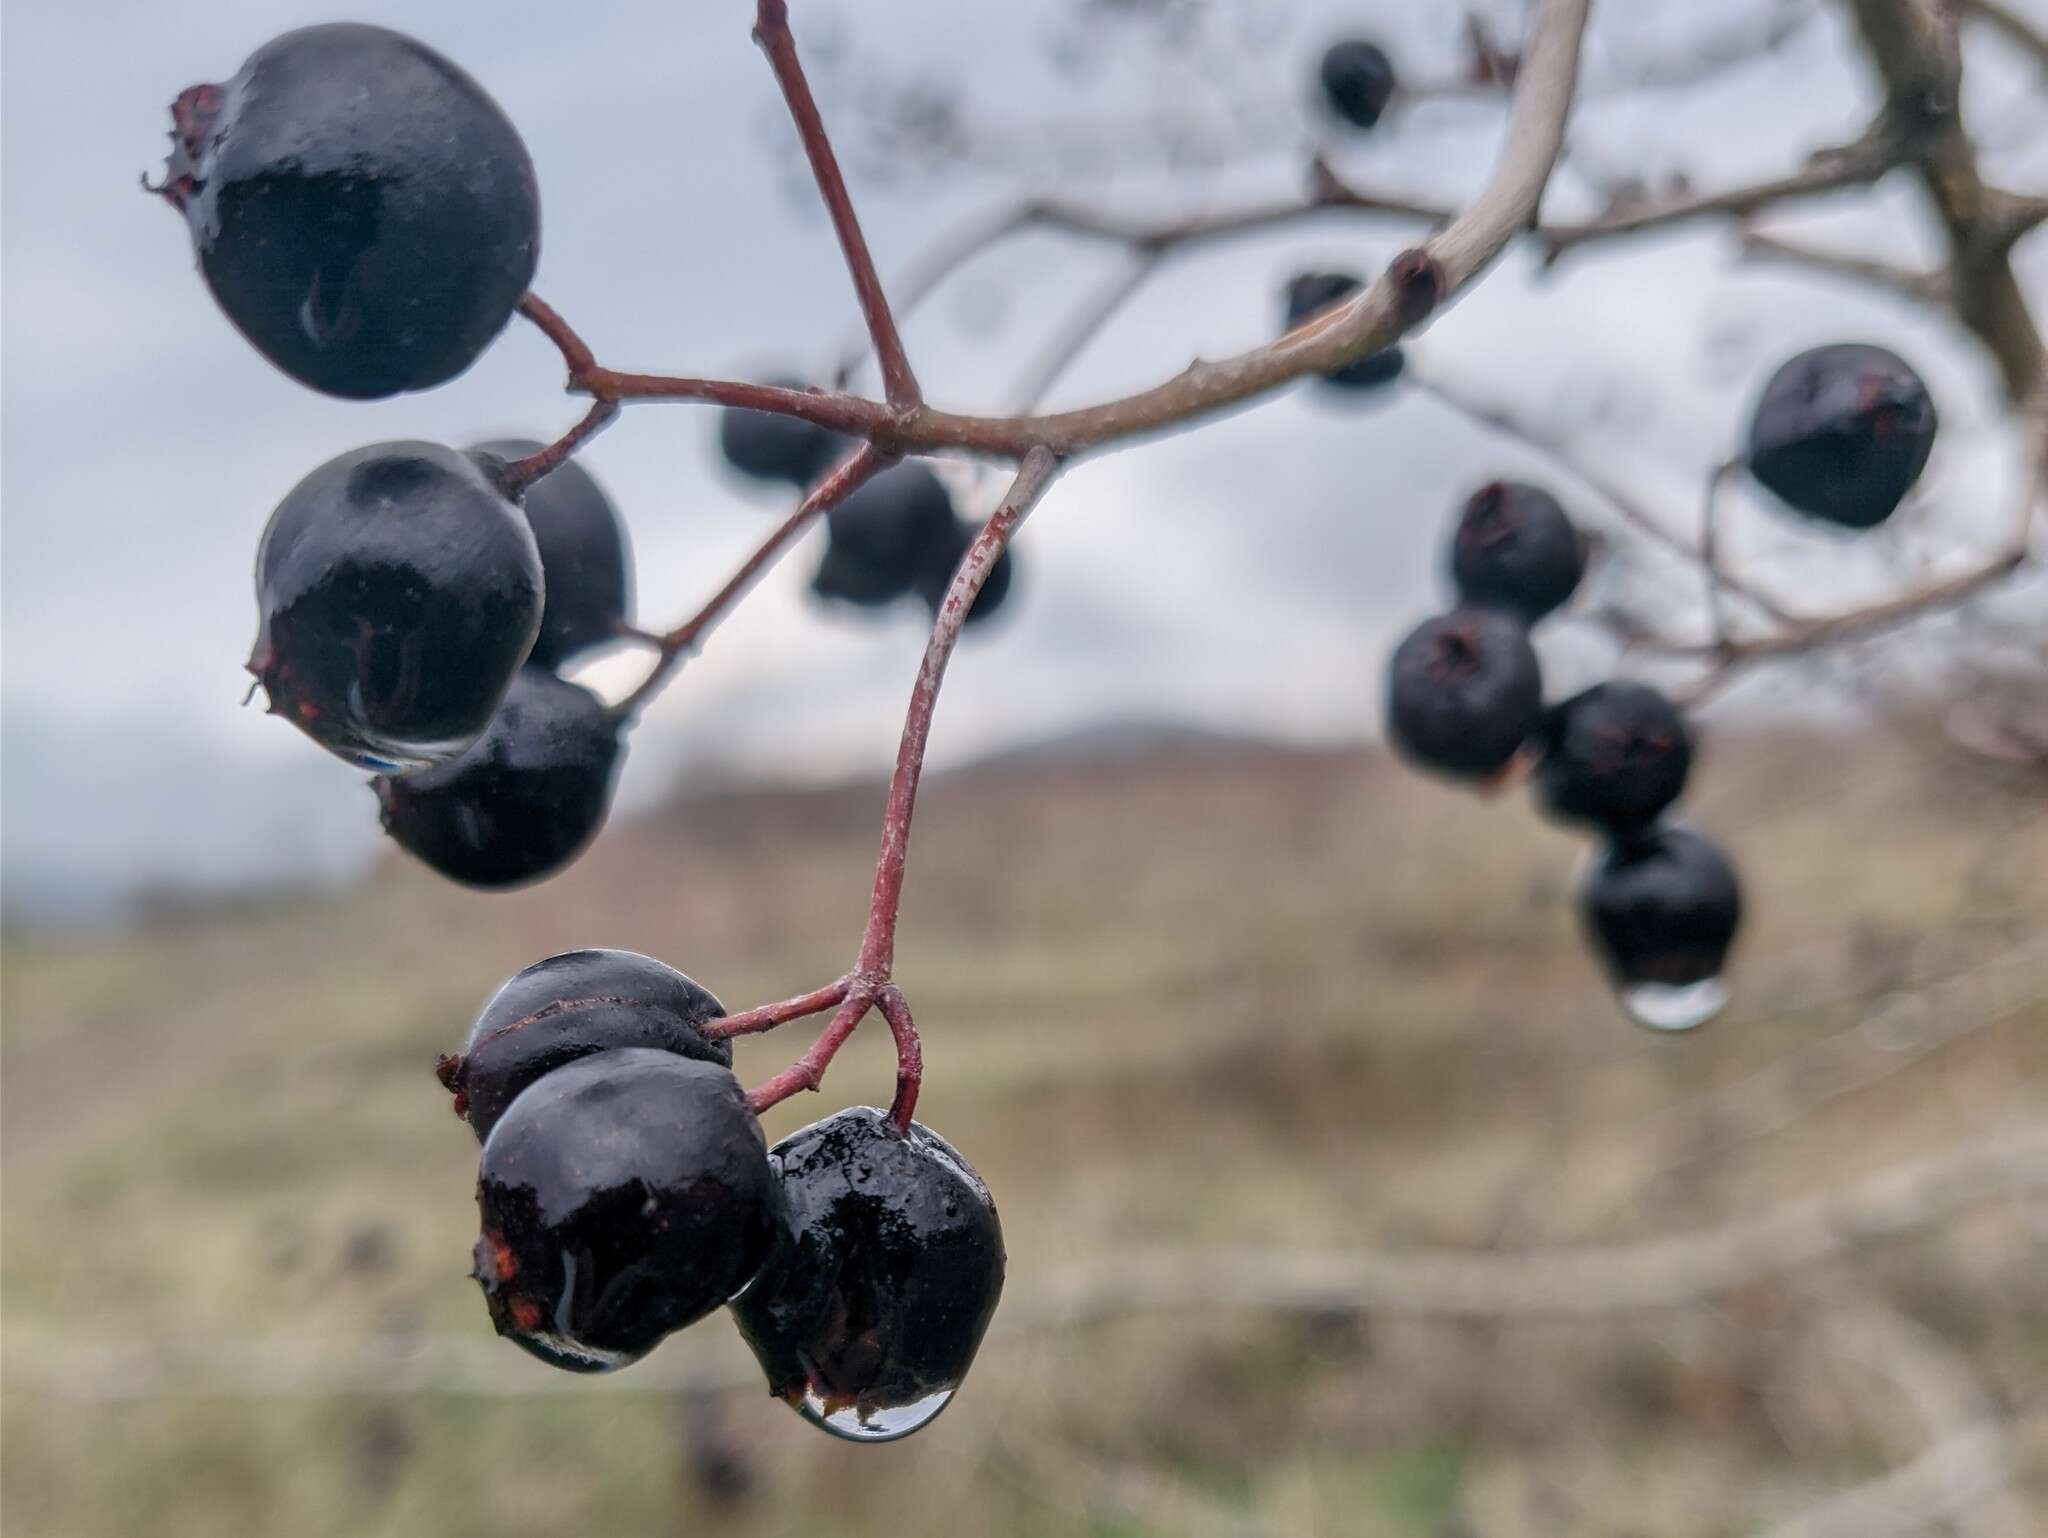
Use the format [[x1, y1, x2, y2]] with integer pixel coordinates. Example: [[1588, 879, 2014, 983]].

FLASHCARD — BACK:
[[3, 0, 2042, 926]]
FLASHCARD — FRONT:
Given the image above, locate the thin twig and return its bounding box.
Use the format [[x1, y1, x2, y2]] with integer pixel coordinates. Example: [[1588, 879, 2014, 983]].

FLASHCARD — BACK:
[[1738, 229, 1946, 305], [1007, 251, 1165, 415], [496, 399, 620, 498], [700, 977, 852, 1041]]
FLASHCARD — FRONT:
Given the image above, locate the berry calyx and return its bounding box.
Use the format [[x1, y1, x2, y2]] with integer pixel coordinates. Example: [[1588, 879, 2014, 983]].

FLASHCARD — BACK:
[[1580, 825, 1742, 1013], [719, 379, 849, 488], [470, 441, 634, 669], [371, 666, 624, 890], [153, 24, 539, 399], [1449, 481, 1585, 621], [1384, 609, 1544, 780], [1533, 681, 1693, 835], [811, 462, 958, 607], [731, 1107, 1005, 1443], [1319, 40, 1397, 131], [438, 950, 733, 1142], [473, 1050, 777, 1372], [250, 442, 542, 772], [1283, 272, 1405, 392], [1745, 344, 1939, 529]]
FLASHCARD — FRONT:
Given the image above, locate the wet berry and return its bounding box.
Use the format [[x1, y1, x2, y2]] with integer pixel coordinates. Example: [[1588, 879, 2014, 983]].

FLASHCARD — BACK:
[[1746, 344, 1939, 529], [1581, 826, 1742, 1005], [811, 462, 958, 607], [1284, 272, 1405, 392], [1319, 39, 1397, 130], [1385, 609, 1543, 780], [916, 520, 1016, 626], [473, 1049, 777, 1373], [250, 441, 542, 772], [153, 24, 539, 399], [1534, 682, 1693, 835], [1449, 481, 1585, 620], [440, 950, 732, 1142], [371, 667, 623, 890], [731, 1107, 1005, 1443], [471, 441, 633, 669], [720, 379, 848, 487]]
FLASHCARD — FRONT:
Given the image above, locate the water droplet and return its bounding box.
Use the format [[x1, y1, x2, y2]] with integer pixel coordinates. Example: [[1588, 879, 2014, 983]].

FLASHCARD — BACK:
[[795, 1385, 954, 1443], [1621, 977, 1728, 1033]]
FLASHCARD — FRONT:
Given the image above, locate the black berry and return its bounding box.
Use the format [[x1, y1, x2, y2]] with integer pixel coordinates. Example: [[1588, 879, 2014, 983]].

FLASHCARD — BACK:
[[731, 1107, 1004, 1442], [719, 379, 848, 487], [471, 442, 633, 669], [1319, 39, 1397, 130], [1283, 272, 1405, 392], [916, 520, 1016, 626], [1385, 609, 1544, 780], [1745, 344, 1939, 529], [153, 24, 539, 399], [250, 442, 542, 772], [371, 667, 623, 890], [473, 1049, 777, 1373], [811, 462, 958, 607], [1580, 826, 1742, 992], [1449, 481, 1586, 621], [439, 949, 732, 1143], [1534, 682, 1693, 835]]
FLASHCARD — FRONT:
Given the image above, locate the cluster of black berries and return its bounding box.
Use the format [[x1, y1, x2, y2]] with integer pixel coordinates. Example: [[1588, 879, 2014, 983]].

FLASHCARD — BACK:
[[1385, 484, 1742, 1029], [440, 949, 1005, 1440], [719, 394, 1015, 626]]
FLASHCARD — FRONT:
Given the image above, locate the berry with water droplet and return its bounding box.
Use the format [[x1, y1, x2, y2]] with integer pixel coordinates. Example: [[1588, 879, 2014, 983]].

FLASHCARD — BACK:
[[731, 1107, 1004, 1443], [1283, 272, 1405, 392], [1534, 681, 1692, 835], [1319, 39, 1396, 130], [1449, 482, 1585, 620], [916, 520, 1016, 626], [1385, 609, 1543, 780], [471, 442, 633, 669], [1580, 826, 1742, 1030], [472, 1050, 777, 1373], [371, 667, 622, 889], [811, 462, 958, 607], [438, 950, 732, 1142], [1746, 344, 1938, 529], [719, 378, 848, 487], [151, 24, 539, 399], [250, 442, 542, 772]]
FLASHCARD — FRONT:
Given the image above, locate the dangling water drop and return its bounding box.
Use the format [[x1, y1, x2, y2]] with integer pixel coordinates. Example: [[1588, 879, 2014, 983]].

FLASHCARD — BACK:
[[795, 1384, 955, 1443], [1620, 976, 1728, 1033]]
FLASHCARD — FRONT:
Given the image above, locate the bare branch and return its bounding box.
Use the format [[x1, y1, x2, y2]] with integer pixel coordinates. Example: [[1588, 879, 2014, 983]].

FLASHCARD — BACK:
[[1007, 250, 1164, 414], [1962, 0, 2048, 70], [1738, 228, 1947, 304]]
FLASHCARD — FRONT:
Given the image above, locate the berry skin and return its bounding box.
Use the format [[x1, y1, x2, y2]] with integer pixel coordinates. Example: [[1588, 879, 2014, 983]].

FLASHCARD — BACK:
[[1533, 682, 1694, 836], [811, 462, 958, 607], [1580, 826, 1742, 990], [1319, 39, 1397, 130], [153, 25, 539, 399], [1283, 272, 1405, 392], [1745, 344, 1938, 529], [731, 1107, 1005, 1442], [1449, 481, 1586, 621], [439, 949, 732, 1143], [916, 520, 1016, 627], [471, 442, 633, 669], [250, 442, 542, 772], [473, 1050, 778, 1373], [371, 666, 623, 890], [719, 380, 848, 488], [1385, 609, 1544, 780]]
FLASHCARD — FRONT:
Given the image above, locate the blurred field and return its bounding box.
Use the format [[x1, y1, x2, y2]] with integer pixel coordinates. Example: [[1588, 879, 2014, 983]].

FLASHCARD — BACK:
[[4, 727, 2046, 1538]]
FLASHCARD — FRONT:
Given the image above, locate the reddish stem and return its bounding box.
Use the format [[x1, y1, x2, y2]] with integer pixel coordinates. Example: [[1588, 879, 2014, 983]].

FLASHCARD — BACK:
[[497, 399, 620, 498], [753, 0, 921, 408], [703, 977, 851, 1040], [875, 985, 923, 1134], [517, 292, 599, 381], [747, 991, 872, 1116]]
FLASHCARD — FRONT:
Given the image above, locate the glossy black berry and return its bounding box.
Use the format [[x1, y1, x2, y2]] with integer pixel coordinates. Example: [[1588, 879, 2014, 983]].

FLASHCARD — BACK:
[[153, 24, 540, 399], [250, 442, 542, 772], [1745, 344, 1939, 529], [1449, 481, 1586, 620], [811, 462, 958, 607], [719, 380, 848, 487], [1580, 826, 1742, 991], [1385, 609, 1544, 780], [471, 442, 633, 669], [1534, 682, 1693, 835], [1283, 272, 1405, 392], [916, 520, 1016, 626], [731, 1108, 1004, 1442], [371, 667, 623, 889], [473, 1050, 776, 1373], [1319, 40, 1397, 130], [439, 949, 732, 1143]]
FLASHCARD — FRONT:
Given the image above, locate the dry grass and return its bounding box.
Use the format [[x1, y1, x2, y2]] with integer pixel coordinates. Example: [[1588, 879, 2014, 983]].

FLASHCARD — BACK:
[[4, 729, 2045, 1537]]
